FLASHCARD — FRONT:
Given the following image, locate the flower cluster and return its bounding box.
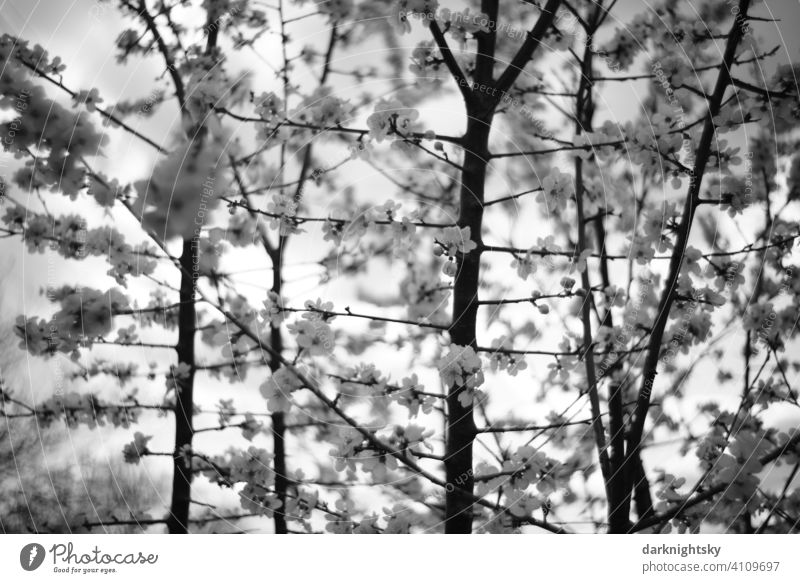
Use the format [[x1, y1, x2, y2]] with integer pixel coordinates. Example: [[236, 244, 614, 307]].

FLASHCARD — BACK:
[[265, 192, 299, 235], [15, 286, 129, 357], [291, 88, 353, 131], [475, 446, 567, 518], [391, 0, 439, 35], [409, 41, 444, 81], [400, 266, 451, 325], [436, 8, 490, 45], [599, 13, 650, 70], [3, 390, 142, 429], [259, 366, 305, 413], [388, 374, 435, 417], [510, 236, 561, 281], [538, 168, 574, 211], [437, 344, 484, 406], [228, 447, 282, 517], [317, 0, 354, 22], [122, 432, 152, 464], [0, 63, 107, 198], [133, 138, 224, 239], [288, 318, 335, 356], [571, 121, 625, 162], [328, 428, 398, 481], [386, 423, 434, 457], [435, 225, 476, 257], [261, 291, 287, 327], [366, 99, 421, 143], [488, 337, 528, 376]]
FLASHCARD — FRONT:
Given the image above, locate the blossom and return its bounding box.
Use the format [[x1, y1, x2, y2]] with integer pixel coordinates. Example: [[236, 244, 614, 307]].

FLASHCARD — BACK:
[[389, 374, 434, 417], [544, 12, 578, 51], [436, 225, 477, 257], [336, 363, 386, 397], [122, 432, 152, 464], [240, 413, 262, 441], [437, 344, 484, 404], [538, 168, 574, 211], [49, 286, 129, 340], [284, 488, 319, 522], [488, 337, 528, 376], [400, 267, 451, 325], [511, 249, 537, 280], [288, 319, 334, 356], [656, 474, 687, 502], [366, 99, 420, 142], [325, 498, 357, 533], [383, 504, 416, 533], [2, 205, 26, 228], [507, 494, 543, 518], [709, 140, 743, 174], [328, 428, 365, 473], [14, 315, 55, 356], [114, 324, 138, 344], [322, 218, 345, 245], [133, 138, 224, 239], [599, 14, 649, 70], [217, 399, 236, 425], [713, 106, 747, 134], [511, 236, 561, 280], [767, 63, 800, 131], [392, 423, 434, 453], [87, 173, 123, 208], [260, 366, 304, 413], [391, 0, 439, 35], [291, 88, 352, 130], [657, 55, 691, 87], [717, 176, 752, 217], [229, 446, 275, 486], [261, 291, 286, 326], [436, 8, 490, 45], [359, 450, 398, 482], [267, 193, 297, 216], [628, 236, 655, 265], [228, 447, 282, 517], [409, 41, 443, 81], [254, 91, 284, 123], [301, 298, 335, 321], [165, 362, 192, 394], [681, 246, 703, 276], [72, 88, 103, 112], [317, 0, 353, 22], [0, 60, 106, 198], [391, 216, 417, 250]]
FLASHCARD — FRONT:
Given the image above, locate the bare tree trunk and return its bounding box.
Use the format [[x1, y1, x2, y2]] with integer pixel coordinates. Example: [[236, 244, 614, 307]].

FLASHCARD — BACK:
[[632, 455, 655, 524], [167, 239, 197, 534], [269, 239, 288, 534], [445, 113, 492, 533], [165, 7, 219, 535], [440, 0, 561, 534]]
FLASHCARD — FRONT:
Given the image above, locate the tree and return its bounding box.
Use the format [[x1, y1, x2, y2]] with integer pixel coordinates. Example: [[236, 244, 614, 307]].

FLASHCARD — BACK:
[[1, 0, 799, 534]]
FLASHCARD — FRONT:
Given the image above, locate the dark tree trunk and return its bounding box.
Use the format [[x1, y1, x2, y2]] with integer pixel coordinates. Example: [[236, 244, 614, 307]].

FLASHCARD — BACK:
[[445, 111, 492, 534], [165, 10, 218, 535], [632, 455, 655, 525], [167, 239, 197, 534], [440, 0, 560, 534], [269, 239, 288, 534]]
